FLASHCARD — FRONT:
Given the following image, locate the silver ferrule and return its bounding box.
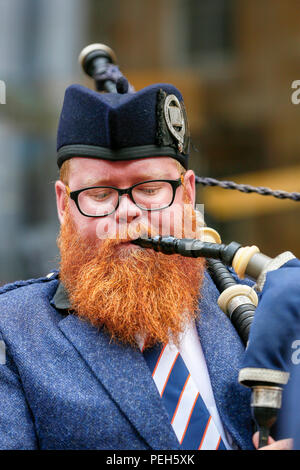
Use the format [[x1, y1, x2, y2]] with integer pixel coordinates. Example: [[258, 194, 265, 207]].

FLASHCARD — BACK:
[[245, 253, 272, 280], [251, 385, 283, 409]]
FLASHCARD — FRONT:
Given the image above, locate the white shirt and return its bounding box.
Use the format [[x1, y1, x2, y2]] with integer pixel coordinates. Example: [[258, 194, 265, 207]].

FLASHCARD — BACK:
[[177, 321, 233, 449]]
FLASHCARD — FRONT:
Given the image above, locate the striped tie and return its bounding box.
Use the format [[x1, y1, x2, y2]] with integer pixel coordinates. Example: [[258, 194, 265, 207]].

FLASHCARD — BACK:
[[142, 342, 226, 450]]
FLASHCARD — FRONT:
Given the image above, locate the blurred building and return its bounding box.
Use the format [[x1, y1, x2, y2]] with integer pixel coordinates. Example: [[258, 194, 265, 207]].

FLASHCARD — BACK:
[[0, 0, 88, 283], [0, 0, 300, 284]]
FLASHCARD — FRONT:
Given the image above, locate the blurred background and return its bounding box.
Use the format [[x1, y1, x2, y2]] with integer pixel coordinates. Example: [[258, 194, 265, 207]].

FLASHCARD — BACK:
[[1, 0, 300, 285]]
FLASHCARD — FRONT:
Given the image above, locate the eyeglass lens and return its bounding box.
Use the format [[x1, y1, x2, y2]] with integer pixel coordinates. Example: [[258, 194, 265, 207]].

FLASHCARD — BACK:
[[77, 181, 174, 216]]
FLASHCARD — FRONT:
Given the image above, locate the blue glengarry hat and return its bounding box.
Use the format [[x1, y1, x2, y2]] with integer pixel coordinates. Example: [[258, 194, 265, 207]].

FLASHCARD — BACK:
[[57, 83, 190, 169]]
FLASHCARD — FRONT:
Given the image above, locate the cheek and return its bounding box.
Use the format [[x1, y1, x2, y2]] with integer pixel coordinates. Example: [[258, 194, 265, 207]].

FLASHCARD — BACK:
[[68, 204, 102, 240]]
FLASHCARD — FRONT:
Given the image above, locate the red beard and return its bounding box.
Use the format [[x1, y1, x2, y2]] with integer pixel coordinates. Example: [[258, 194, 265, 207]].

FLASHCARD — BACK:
[[58, 207, 205, 348]]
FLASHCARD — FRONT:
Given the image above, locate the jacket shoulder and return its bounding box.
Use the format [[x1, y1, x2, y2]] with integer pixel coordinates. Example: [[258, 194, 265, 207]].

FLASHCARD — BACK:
[[0, 271, 60, 329], [0, 271, 59, 297]]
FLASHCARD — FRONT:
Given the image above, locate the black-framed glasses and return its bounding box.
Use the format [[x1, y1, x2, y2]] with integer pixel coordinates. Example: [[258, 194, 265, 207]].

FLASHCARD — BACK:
[[66, 176, 184, 217]]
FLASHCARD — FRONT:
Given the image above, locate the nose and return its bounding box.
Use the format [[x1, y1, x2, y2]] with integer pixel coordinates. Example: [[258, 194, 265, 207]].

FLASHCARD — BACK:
[[114, 194, 143, 224]]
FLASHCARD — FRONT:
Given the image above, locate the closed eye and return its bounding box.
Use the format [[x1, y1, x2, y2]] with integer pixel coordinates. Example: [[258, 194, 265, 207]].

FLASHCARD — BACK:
[[85, 189, 115, 200]]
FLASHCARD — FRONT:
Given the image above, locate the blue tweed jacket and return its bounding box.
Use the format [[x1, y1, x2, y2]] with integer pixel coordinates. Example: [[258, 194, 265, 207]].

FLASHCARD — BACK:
[[0, 270, 254, 450]]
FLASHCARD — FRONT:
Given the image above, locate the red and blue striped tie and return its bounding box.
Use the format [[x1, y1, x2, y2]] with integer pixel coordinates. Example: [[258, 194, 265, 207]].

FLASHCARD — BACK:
[[143, 342, 227, 450]]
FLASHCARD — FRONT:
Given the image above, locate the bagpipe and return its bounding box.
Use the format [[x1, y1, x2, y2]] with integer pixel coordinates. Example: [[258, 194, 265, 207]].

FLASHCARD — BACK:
[[78, 43, 300, 448]]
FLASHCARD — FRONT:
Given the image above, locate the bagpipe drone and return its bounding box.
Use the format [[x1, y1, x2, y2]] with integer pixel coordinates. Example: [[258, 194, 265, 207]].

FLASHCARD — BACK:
[[73, 43, 300, 448]]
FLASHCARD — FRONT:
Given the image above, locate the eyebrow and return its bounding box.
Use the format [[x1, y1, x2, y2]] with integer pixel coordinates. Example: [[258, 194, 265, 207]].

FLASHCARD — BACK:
[[81, 172, 178, 187]]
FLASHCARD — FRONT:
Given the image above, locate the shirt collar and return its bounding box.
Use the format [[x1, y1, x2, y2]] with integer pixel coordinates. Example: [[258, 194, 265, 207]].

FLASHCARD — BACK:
[[51, 281, 71, 310]]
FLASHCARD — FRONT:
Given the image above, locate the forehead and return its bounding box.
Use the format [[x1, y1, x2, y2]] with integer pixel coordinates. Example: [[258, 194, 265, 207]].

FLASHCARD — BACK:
[[68, 157, 180, 187]]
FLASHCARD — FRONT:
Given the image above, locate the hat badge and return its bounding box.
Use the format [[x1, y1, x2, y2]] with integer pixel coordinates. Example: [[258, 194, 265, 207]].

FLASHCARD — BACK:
[[164, 94, 185, 153]]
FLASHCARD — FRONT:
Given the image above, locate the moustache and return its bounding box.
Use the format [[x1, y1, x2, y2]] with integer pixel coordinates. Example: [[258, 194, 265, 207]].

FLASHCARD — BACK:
[[95, 220, 159, 243]]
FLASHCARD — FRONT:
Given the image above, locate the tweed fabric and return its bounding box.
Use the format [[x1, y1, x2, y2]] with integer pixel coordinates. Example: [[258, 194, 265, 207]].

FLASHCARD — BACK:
[[0, 271, 254, 450]]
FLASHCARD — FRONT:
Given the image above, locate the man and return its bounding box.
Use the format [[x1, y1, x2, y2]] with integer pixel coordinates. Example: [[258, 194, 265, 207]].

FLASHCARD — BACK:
[[0, 81, 291, 450]]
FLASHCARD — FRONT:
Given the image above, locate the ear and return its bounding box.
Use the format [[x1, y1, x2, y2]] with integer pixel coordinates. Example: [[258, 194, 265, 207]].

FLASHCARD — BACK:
[[183, 170, 196, 206], [55, 180, 67, 224]]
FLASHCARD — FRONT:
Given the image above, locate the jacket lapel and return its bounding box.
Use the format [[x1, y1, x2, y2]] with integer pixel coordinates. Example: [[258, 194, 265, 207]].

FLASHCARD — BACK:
[[58, 314, 180, 450], [196, 272, 254, 450], [55, 273, 254, 450]]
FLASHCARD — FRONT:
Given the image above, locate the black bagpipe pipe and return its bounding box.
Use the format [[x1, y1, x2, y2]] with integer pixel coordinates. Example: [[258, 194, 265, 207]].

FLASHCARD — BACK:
[[130, 234, 297, 448], [78, 44, 300, 448]]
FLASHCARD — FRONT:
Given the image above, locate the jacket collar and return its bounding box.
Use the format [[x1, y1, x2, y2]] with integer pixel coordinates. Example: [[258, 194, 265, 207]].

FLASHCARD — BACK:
[[195, 273, 254, 450], [53, 274, 253, 450], [51, 281, 71, 310], [57, 312, 180, 450], [53, 283, 179, 449]]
